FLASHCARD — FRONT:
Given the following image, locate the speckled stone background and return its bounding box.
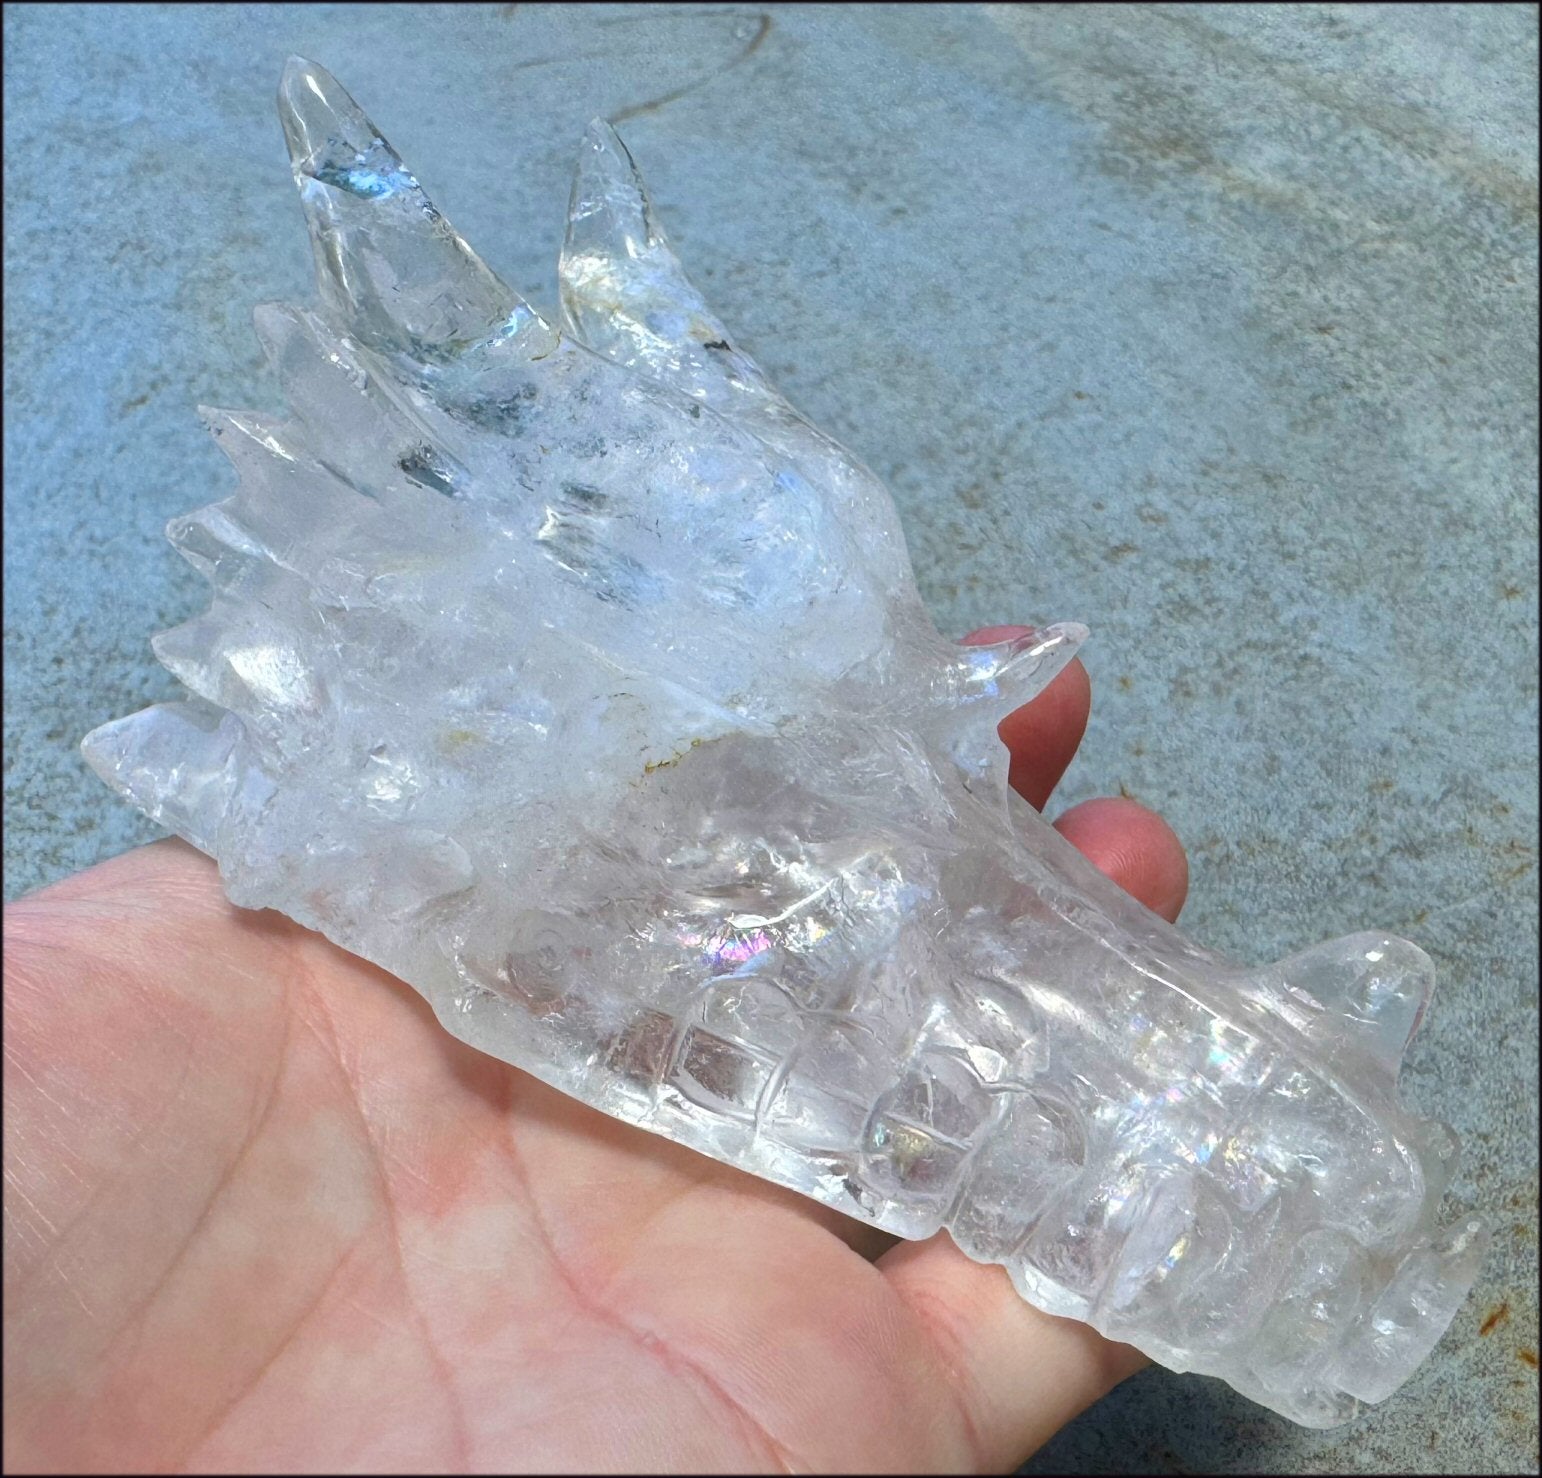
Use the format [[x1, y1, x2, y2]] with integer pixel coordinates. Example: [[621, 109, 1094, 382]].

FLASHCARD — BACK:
[[4, 4, 1537, 1471]]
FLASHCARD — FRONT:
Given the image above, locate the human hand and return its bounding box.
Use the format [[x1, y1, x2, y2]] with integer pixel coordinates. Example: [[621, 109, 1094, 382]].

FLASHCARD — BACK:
[[4, 628, 1187, 1474]]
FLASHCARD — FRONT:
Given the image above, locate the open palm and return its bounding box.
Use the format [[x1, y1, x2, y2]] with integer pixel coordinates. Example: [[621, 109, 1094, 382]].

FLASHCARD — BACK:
[[5, 637, 1188, 1474]]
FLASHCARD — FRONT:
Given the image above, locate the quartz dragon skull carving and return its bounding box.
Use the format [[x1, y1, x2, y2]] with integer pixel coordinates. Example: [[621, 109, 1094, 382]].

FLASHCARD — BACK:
[[82, 60, 1486, 1427]]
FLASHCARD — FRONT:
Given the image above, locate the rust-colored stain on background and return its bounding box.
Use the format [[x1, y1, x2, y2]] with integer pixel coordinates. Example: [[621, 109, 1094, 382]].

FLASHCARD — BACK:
[[1519, 1349, 1539, 1370], [1481, 1302, 1512, 1336]]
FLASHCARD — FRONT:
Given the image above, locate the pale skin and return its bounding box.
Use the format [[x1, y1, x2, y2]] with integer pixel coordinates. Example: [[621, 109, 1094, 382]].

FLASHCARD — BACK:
[[4, 628, 1190, 1474]]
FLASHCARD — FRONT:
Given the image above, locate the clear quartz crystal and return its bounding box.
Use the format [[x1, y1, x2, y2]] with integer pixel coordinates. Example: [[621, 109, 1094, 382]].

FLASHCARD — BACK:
[[82, 59, 1486, 1429]]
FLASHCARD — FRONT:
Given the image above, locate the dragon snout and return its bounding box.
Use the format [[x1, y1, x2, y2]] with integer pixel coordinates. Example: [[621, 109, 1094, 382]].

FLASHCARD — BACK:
[[938, 922, 1482, 1427], [1233, 1211, 1490, 1426]]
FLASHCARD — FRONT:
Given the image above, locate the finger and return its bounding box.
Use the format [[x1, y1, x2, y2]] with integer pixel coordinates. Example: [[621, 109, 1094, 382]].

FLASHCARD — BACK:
[[1052, 796, 1189, 922], [879, 1234, 1145, 1470], [876, 798, 1191, 1468], [962, 625, 1091, 810]]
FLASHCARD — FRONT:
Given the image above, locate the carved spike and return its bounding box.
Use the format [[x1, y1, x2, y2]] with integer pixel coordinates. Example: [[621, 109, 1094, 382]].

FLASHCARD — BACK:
[[278, 57, 552, 360], [80, 700, 261, 855], [251, 300, 392, 446], [934, 624, 1089, 787], [195, 397, 379, 566], [564, 118, 659, 265], [559, 119, 776, 406], [939, 623, 1089, 713], [149, 613, 249, 715], [153, 611, 324, 721], [249, 303, 467, 502], [197, 404, 306, 471], [165, 498, 270, 588]]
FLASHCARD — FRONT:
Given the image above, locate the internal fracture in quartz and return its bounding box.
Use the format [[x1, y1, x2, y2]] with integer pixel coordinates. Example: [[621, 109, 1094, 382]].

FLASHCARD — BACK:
[[83, 59, 1485, 1428]]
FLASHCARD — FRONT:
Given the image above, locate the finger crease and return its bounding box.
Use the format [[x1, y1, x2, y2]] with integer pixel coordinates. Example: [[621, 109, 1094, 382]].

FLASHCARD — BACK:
[[500, 1129, 806, 1475]]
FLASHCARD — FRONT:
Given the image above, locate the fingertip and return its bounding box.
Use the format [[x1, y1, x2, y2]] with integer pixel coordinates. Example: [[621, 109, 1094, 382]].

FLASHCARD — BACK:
[[1052, 796, 1189, 921], [998, 657, 1091, 810], [1021, 652, 1092, 737]]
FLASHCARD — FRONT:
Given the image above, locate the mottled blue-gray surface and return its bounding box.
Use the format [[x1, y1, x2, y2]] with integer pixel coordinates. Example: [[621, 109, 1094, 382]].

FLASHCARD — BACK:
[[3, 4, 1536, 1472]]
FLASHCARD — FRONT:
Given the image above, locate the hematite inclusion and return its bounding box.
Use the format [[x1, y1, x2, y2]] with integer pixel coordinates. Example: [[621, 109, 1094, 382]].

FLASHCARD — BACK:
[[82, 58, 1485, 1428]]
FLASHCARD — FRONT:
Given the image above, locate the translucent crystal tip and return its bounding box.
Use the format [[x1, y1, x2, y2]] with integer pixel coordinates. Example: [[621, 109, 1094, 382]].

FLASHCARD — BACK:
[[278, 56, 379, 179], [275, 57, 552, 361], [568, 116, 658, 257]]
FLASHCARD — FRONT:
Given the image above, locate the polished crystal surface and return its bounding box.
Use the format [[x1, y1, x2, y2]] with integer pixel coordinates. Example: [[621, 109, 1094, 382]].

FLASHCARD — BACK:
[[81, 59, 1485, 1428]]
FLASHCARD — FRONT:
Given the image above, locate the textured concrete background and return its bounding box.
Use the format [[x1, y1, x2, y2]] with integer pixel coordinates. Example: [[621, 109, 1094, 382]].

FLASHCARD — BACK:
[[3, 3, 1537, 1471]]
